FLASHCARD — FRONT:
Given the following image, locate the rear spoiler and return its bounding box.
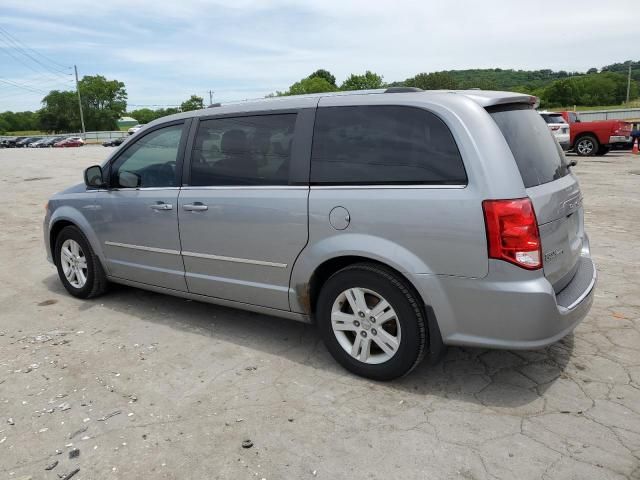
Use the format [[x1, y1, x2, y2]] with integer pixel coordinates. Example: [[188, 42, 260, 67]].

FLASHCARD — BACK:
[[456, 90, 539, 109]]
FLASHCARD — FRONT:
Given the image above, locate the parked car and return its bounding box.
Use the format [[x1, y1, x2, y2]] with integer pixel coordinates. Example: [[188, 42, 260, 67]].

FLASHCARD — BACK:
[[40, 136, 67, 147], [15, 137, 39, 148], [53, 137, 84, 148], [539, 111, 570, 150], [44, 88, 596, 380], [6, 137, 26, 148], [559, 111, 632, 156], [28, 137, 52, 148], [127, 124, 144, 135], [102, 137, 125, 147]]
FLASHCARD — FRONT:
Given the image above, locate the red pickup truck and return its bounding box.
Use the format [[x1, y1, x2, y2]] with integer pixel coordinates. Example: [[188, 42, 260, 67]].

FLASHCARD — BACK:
[[559, 111, 632, 156]]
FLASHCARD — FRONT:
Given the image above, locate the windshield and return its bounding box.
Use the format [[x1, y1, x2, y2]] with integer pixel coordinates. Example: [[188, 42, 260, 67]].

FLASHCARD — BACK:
[[490, 106, 570, 188]]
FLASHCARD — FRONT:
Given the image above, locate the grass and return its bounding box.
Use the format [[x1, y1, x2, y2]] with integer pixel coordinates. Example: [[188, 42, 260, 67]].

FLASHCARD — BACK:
[[4, 130, 47, 136]]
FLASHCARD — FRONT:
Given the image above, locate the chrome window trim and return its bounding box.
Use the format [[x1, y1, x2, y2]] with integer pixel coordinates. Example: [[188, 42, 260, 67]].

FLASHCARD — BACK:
[[181, 186, 308, 191], [105, 241, 181, 256], [101, 187, 181, 192], [310, 184, 467, 190], [182, 251, 287, 268]]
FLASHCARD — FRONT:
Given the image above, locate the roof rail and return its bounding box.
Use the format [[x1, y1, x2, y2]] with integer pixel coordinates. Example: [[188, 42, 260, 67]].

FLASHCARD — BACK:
[[384, 87, 423, 93]]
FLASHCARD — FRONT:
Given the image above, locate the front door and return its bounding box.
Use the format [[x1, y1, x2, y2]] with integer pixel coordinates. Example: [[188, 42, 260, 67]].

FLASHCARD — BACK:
[[178, 113, 309, 310], [94, 121, 189, 291]]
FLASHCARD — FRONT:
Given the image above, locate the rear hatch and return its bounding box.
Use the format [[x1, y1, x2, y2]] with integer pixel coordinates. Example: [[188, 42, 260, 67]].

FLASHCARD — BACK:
[[490, 105, 584, 292]]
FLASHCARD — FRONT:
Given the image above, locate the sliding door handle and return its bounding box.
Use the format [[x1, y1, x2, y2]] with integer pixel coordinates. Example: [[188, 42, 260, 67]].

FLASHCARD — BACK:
[[183, 202, 208, 212], [150, 202, 172, 211]]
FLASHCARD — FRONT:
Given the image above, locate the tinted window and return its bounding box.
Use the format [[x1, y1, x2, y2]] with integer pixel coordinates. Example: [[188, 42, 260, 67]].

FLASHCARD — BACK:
[[110, 124, 183, 188], [190, 114, 296, 186], [541, 114, 567, 125], [490, 106, 569, 188], [310, 106, 466, 185]]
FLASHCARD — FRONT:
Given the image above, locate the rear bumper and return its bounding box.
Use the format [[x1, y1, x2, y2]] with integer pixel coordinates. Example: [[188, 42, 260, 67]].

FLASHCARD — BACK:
[[412, 254, 596, 350]]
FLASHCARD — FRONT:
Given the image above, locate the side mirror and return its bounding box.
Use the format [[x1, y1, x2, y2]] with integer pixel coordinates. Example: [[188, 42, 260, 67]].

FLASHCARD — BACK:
[[118, 170, 141, 188], [84, 165, 105, 188]]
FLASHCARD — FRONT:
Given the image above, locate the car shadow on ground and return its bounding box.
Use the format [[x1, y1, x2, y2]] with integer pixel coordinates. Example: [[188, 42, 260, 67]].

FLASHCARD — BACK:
[[42, 275, 573, 409]]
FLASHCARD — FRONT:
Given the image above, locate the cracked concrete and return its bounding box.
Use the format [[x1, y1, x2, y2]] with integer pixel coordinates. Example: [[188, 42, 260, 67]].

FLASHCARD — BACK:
[[0, 148, 638, 479]]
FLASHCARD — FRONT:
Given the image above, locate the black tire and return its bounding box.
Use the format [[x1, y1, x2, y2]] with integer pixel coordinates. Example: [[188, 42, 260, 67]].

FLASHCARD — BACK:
[[574, 135, 599, 157], [54, 225, 108, 299], [595, 145, 610, 156], [316, 263, 427, 381]]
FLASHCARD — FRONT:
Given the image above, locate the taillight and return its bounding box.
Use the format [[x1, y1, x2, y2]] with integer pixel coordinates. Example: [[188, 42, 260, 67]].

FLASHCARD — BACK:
[[550, 126, 560, 131], [482, 198, 542, 270]]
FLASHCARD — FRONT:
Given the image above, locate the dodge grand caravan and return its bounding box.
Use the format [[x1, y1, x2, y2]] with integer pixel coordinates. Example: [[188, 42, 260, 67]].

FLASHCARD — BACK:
[[44, 88, 596, 380]]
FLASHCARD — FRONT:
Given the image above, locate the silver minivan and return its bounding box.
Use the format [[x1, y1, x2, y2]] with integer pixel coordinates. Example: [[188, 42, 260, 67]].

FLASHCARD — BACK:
[[44, 88, 596, 380]]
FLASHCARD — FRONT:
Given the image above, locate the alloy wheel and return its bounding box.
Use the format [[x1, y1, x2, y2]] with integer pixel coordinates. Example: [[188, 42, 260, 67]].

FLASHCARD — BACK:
[[331, 287, 401, 364], [60, 239, 88, 288]]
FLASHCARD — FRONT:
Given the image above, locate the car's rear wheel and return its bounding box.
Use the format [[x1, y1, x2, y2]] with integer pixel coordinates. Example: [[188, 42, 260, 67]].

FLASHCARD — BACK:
[[54, 226, 108, 299], [575, 135, 599, 156], [316, 263, 427, 380]]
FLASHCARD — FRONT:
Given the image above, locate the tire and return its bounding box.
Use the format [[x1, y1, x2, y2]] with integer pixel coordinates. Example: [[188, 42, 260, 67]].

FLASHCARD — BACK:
[[316, 263, 427, 381], [595, 146, 610, 156], [54, 225, 108, 299], [575, 135, 599, 156]]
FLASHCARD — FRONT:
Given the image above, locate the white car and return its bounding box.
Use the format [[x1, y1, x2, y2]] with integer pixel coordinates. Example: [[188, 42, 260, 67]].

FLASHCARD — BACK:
[[127, 124, 144, 136], [539, 111, 570, 151]]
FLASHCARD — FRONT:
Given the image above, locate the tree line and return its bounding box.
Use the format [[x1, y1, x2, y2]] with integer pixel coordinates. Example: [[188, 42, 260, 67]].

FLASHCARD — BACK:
[[274, 63, 639, 107], [1, 61, 638, 134], [0, 75, 205, 134]]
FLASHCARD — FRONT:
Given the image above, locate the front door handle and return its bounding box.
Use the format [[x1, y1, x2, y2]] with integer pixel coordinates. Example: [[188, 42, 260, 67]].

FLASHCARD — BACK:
[[183, 202, 208, 212], [150, 202, 172, 211]]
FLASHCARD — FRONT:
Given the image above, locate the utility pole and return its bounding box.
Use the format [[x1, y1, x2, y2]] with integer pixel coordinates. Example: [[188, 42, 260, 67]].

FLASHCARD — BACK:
[[209, 90, 214, 106], [74, 65, 86, 137], [626, 65, 632, 104]]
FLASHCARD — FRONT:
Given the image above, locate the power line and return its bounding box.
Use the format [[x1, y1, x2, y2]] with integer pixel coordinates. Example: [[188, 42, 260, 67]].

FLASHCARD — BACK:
[[0, 26, 72, 79], [0, 77, 47, 95], [0, 26, 70, 71]]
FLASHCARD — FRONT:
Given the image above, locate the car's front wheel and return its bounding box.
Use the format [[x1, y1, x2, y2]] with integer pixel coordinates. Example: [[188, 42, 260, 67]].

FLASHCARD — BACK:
[[54, 226, 108, 299], [317, 263, 427, 380]]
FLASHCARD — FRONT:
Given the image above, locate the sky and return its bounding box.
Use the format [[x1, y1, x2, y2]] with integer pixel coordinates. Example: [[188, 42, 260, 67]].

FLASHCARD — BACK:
[[0, 0, 637, 112]]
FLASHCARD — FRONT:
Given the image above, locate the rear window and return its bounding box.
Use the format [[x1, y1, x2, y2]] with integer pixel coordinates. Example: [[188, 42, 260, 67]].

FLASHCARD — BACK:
[[310, 105, 466, 185], [540, 114, 566, 125], [490, 106, 569, 188]]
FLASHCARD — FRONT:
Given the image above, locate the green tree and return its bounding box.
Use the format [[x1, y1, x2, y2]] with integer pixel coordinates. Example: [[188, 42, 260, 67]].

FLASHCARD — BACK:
[[405, 72, 458, 90], [78, 75, 127, 130], [39, 90, 79, 132], [308, 69, 336, 87], [0, 110, 40, 132], [340, 71, 384, 91], [127, 108, 158, 125], [180, 95, 204, 112], [286, 76, 337, 95]]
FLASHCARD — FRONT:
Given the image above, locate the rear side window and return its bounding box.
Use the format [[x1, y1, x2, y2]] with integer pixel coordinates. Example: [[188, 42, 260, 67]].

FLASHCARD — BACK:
[[310, 106, 466, 185], [541, 114, 566, 125], [190, 114, 296, 186], [490, 106, 569, 188]]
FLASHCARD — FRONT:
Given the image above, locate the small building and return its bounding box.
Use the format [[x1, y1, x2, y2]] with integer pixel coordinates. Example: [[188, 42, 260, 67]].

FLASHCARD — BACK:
[[117, 116, 138, 129]]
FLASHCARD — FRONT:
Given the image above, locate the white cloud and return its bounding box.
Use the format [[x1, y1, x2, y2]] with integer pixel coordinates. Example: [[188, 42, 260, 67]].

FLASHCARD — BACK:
[[0, 0, 638, 111]]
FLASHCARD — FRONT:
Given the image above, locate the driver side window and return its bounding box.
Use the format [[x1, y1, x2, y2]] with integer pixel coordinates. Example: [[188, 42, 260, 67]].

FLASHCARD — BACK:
[[110, 124, 184, 188]]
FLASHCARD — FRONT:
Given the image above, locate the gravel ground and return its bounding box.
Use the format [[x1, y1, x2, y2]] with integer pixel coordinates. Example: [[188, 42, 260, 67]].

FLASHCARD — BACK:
[[0, 146, 639, 480]]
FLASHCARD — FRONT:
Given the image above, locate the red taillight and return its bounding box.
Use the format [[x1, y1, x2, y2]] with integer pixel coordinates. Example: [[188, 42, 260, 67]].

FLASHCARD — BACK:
[[482, 198, 542, 270]]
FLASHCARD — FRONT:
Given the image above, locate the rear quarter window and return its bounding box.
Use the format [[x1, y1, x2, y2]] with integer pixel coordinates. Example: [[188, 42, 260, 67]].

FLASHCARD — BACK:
[[490, 106, 569, 188], [310, 105, 466, 185]]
